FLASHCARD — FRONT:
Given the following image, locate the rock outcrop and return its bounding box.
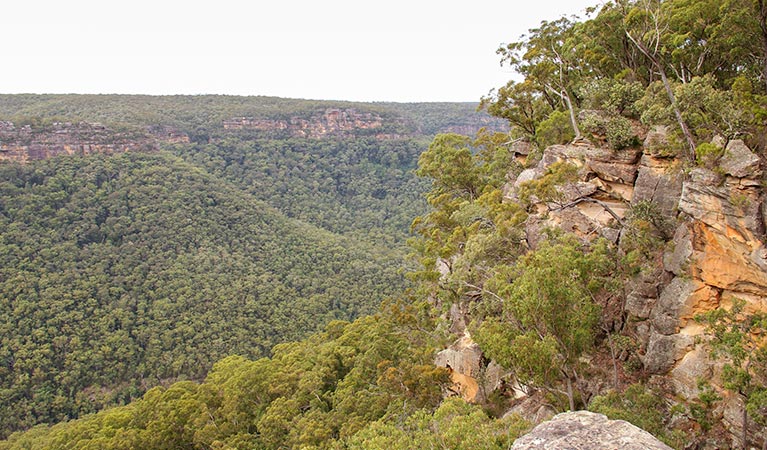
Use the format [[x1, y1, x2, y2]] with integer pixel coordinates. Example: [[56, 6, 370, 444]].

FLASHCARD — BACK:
[[442, 132, 767, 445], [223, 107, 508, 139], [499, 137, 767, 386], [0, 121, 188, 162], [223, 108, 396, 139], [511, 411, 672, 450]]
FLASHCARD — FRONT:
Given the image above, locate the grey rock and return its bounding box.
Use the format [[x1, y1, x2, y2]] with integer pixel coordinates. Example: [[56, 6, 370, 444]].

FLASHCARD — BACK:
[[512, 139, 533, 156], [557, 181, 598, 203], [587, 160, 639, 184], [650, 277, 695, 335], [626, 292, 656, 319], [642, 332, 694, 374], [504, 394, 557, 426], [514, 168, 540, 190], [720, 139, 761, 178], [643, 125, 671, 156], [511, 411, 672, 450], [549, 207, 599, 238], [599, 227, 621, 243], [583, 145, 643, 164], [435, 341, 482, 377], [633, 165, 683, 217], [670, 347, 712, 399], [663, 224, 692, 276]]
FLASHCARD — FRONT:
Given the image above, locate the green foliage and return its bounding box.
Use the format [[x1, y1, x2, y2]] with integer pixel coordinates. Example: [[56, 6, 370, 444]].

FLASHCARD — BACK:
[[0, 153, 407, 438], [474, 237, 616, 409], [695, 142, 725, 167], [535, 110, 575, 149], [482, 0, 767, 157], [0, 314, 449, 449], [516, 161, 579, 206], [480, 80, 552, 138], [347, 397, 529, 450], [580, 77, 645, 118], [580, 112, 639, 150], [172, 137, 428, 247], [697, 298, 767, 442], [416, 134, 482, 201], [409, 132, 528, 296], [605, 116, 640, 150], [589, 384, 686, 448]]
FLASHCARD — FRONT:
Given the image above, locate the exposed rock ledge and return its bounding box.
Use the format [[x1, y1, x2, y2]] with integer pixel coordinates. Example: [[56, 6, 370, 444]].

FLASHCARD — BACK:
[[512, 411, 672, 450]]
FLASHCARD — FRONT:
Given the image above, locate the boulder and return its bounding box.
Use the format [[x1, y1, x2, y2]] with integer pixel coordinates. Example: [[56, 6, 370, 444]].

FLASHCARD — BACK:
[[556, 181, 598, 203], [650, 277, 696, 335], [586, 160, 639, 184], [435, 333, 484, 402], [642, 332, 694, 374], [643, 125, 670, 156], [633, 162, 683, 217], [720, 139, 761, 178], [504, 394, 557, 427], [670, 347, 712, 399], [679, 168, 763, 240], [692, 223, 767, 296], [663, 224, 692, 276], [511, 411, 672, 450]]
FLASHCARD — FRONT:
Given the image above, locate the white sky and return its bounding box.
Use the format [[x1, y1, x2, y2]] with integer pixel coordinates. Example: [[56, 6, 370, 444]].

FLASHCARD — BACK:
[[1, 0, 600, 102]]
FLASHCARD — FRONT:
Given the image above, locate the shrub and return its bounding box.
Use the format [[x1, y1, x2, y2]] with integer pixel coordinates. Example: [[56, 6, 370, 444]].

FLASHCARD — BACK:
[[535, 110, 575, 149]]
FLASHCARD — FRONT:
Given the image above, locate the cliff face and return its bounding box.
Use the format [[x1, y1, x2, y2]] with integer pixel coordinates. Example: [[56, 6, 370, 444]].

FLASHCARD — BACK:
[[0, 121, 189, 163], [437, 126, 767, 444], [223, 108, 397, 139], [222, 107, 508, 139]]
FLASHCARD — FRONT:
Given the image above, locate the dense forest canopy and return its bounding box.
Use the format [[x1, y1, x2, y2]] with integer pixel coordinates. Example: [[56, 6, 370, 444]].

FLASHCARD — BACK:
[[4, 0, 767, 448], [0, 153, 411, 437]]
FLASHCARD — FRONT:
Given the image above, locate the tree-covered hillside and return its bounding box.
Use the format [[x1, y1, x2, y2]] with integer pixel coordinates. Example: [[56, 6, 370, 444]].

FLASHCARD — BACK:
[[172, 137, 427, 246], [0, 153, 406, 438]]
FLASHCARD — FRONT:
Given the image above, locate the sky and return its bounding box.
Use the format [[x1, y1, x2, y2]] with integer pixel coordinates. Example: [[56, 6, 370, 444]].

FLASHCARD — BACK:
[[2, 0, 600, 102]]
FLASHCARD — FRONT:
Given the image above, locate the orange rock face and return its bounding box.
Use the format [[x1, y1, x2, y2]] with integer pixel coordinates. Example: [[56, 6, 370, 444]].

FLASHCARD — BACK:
[[693, 223, 767, 296]]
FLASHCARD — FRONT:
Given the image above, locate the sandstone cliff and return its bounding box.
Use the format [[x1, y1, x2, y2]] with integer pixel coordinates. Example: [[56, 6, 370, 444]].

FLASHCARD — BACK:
[[0, 121, 189, 163], [222, 108, 398, 139], [436, 127, 767, 446], [222, 107, 507, 139]]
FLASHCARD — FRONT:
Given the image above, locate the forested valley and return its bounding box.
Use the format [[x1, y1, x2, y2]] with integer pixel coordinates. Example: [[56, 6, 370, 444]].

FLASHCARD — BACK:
[[0, 97, 503, 439], [4, 0, 767, 448]]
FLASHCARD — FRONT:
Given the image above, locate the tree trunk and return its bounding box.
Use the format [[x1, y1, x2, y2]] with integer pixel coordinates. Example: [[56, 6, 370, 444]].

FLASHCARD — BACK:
[[657, 67, 697, 162], [566, 377, 575, 411], [759, 0, 767, 93], [562, 91, 582, 141], [544, 84, 582, 141], [625, 30, 697, 162], [606, 331, 619, 390], [742, 401, 749, 450]]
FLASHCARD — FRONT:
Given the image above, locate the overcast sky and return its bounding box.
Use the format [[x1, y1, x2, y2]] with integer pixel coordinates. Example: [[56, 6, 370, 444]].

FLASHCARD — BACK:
[[2, 0, 600, 102]]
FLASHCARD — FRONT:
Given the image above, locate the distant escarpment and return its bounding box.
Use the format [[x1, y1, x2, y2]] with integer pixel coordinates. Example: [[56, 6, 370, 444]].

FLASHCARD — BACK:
[[222, 107, 507, 139], [0, 121, 188, 163], [223, 108, 396, 138]]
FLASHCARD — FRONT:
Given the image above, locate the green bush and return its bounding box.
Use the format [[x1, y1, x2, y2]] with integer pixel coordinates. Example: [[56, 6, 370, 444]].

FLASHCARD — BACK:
[[694, 142, 724, 167], [535, 110, 575, 149], [605, 116, 639, 150]]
